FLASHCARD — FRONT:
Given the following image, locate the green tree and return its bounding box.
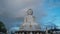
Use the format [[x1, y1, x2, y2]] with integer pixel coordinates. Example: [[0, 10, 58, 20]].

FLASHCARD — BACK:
[[0, 21, 7, 34]]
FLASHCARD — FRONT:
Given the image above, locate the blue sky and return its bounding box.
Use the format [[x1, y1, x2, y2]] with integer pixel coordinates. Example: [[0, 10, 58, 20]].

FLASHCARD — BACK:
[[0, 0, 60, 31]]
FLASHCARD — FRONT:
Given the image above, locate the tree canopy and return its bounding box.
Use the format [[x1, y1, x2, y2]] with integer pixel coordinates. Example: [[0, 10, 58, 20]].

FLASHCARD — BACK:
[[0, 21, 7, 33]]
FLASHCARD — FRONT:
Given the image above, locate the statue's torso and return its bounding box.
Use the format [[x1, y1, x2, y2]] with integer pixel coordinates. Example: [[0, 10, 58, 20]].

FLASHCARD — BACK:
[[26, 15, 34, 23]]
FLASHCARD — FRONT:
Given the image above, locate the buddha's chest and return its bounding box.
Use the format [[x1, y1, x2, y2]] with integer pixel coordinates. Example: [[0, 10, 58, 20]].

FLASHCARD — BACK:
[[26, 16, 34, 22]]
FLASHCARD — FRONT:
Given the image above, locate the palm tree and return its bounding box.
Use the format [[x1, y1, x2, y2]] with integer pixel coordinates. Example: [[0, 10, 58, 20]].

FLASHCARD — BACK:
[[0, 21, 7, 34]]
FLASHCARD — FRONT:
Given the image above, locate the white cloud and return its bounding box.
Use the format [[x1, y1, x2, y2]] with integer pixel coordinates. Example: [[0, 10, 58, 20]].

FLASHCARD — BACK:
[[0, 0, 43, 18]]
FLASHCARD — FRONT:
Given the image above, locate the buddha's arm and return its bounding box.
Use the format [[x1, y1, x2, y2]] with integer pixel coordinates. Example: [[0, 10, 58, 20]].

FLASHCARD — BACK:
[[24, 18, 26, 22], [24, 17, 27, 23], [33, 16, 35, 21]]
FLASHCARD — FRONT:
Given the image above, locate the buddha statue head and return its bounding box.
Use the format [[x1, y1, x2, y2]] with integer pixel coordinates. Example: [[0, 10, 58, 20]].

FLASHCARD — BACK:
[[27, 9, 33, 15]]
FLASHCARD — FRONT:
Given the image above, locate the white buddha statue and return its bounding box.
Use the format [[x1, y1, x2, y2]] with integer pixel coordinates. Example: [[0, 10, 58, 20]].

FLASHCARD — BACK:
[[24, 9, 35, 23], [20, 9, 40, 31]]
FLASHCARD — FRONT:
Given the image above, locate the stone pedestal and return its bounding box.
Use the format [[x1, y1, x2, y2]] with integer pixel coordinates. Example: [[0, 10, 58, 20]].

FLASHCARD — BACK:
[[22, 32, 24, 34], [15, 31, 45, 34], [37, 32, 39, 34]]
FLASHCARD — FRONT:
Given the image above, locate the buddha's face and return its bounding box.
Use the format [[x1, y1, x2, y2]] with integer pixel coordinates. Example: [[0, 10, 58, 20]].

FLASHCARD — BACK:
[[27, 9, 33, 15]]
